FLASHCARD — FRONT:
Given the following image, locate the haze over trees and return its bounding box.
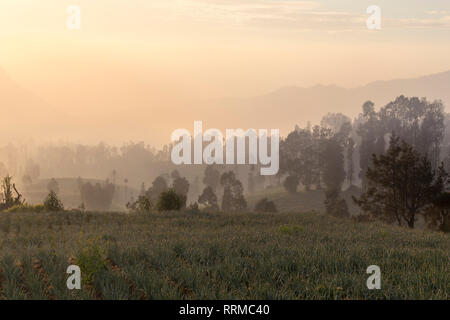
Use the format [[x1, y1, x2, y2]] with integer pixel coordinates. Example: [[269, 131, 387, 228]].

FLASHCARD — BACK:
[[0, 94, 449, 232]]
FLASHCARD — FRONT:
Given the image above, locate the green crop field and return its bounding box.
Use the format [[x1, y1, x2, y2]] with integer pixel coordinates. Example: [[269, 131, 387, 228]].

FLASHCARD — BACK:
[[0, 210, 448, 300]]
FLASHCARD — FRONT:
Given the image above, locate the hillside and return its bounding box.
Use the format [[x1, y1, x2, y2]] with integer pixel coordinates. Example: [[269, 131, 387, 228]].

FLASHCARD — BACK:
[[204, 70, 450, 136]]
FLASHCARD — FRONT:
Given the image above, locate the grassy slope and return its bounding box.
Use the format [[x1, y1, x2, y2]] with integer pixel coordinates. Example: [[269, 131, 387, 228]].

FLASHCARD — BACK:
[[0, 210, 448, 300]]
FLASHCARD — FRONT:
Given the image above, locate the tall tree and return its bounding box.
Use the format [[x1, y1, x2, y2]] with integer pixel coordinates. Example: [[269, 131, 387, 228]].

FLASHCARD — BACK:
[[203, 165, 220, 191], [220, 171, 247, 212], [198, 186, 219, 211], [346, 137, 355, 186], [354, 135, 446, 228]]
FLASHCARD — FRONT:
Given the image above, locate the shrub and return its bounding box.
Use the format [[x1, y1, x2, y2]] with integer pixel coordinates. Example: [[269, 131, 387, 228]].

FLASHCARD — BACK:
[[126, 195, 152, 213], [254, 198, 278, 213], [76, 238, 108, 285], [43, 190, 64, 212], [157, 188, 185, 211]]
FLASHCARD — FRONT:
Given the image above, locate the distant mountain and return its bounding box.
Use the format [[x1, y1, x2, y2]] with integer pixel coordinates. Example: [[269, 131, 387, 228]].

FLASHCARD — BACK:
[[204, 70, 450, 135], [1, 66, 449, 145]]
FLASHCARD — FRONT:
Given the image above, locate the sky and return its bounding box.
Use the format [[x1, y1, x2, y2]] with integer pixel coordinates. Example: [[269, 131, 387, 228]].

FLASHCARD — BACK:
[[1, 0, 450, 145]]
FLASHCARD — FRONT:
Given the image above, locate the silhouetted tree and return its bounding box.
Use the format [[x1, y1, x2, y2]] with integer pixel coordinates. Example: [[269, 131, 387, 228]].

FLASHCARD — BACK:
[[354, 136, 446, 228], [346, 137, 355, 185], [126, 194, 152, 213], [425, 192, 450, 232], [324, 187, 349, 218], [203, 165, 220, 191], [44, 190, 64, 212], [283, 175, 299, 194], [172, 176, 189, 207], [147, 175, 168, 203], [357, 101, 386, 189], [198, 186, 219, 211], [220, 171, 247, 212], [322, 137, 345, 191], [157, 188, 184, 211]]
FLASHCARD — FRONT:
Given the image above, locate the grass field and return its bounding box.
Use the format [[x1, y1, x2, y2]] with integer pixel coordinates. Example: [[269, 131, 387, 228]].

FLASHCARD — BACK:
[[0, 210, 448, 300]]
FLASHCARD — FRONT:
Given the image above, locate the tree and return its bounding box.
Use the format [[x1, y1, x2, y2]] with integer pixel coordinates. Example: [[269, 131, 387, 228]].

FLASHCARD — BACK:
[[321, 113, 352, 136], [346, 137, 355, 185], [198, 186, 219, 211], [203, 166, 220, 191], [157, 189, 184, 211], [379, 96, 445, 168], [126, 195, 152, 213], [426, 192, 450, 232], [280, 125, 333, 191], [324, 187, 349, 218], [283, 175, 299, 194], [44, 190, 64, 212], [357, 101, 386, 189], [254, 198, 277, 213], [220, 171, 247, 212], [322, 137, 345, 191], [191, 176, 201, 200], [147, 176, 168, 203], [354, 136, 446, 228]]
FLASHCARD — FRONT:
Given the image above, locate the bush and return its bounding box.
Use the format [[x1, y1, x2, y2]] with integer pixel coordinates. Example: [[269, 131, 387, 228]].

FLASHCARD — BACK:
[[126, 195, 152, 213], [157, 189, 185, 211], [254, 198, 278, 213], [43, 190, 64, 212], [76, 238, 108, 285]]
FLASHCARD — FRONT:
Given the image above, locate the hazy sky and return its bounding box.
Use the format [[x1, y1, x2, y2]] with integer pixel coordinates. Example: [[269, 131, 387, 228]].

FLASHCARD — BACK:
[[1, 0, 450, 145]]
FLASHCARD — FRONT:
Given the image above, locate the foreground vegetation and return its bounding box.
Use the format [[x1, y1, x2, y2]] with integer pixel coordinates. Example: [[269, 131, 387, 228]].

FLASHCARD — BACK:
[[0, 210, 448, 300]]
